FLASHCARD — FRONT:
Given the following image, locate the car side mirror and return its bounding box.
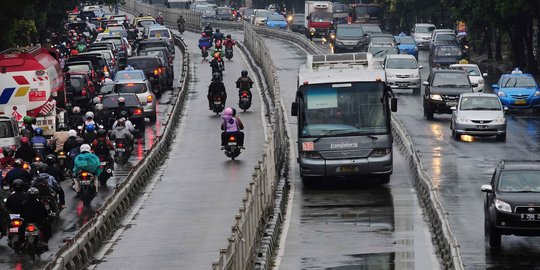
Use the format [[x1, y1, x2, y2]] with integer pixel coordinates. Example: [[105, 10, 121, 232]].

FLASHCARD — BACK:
[[390, 97, 397, 112], [481, 184, 493, 193], [483, 73, 488, 77], [422, 81, 429, 86], [419, 66, 423, 69], [291, 101, 298, 116], [450, 106, 456, 110]]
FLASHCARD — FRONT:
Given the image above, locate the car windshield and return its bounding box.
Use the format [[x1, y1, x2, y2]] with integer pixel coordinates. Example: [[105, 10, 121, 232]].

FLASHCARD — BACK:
[[69, 78, 84, 90], [415, 25, 435, 33], [65, 64, 91, 73], [300, 82, 389, 136], [149, 29, 170, 38], [395, 36, 415, 44], [337, 26, 363, 37], [138, 20, 155, 27], [311, 12, 332, 22], [138, 50, 164, 58], [269, 15, 285, 21], [369, 47, 398, 58], [498, 170, 540, 192], [101, 37, 122, 46], [107, 26, 123, 31], [0, 121, 14, 138], [456, 66, 481, 76], [371, 36, 394, 44], [126, 58, 157, 69], [114, 83, 147, 94], [436, 46, 462, 57], [217, 8, 232, 14], [386, 58, 417, 69], [459, 96, 501, 110], [435, 33, 456, 41], [333, 3, 348, 13], [432, 73, 470, 87], [501, 76, 536, 88], [102, 95, 140, 107], [362, 25, 382, 33], [116, 71, 145, 81], [99, 83, 115, 95]]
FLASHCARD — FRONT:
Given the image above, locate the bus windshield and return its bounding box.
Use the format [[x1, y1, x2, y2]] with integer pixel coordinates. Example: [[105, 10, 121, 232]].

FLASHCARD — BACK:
[[300, 82, 389, 137]]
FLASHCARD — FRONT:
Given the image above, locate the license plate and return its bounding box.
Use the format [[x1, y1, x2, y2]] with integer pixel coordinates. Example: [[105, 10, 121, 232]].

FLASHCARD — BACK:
[[241, 98, 249, 102], [80, 180, 91, 185], [446, 102, 457, 107], [337, 165, 357, 173], [228, 142, 237, 145], [214, 101, 221, 104], [515, 99, 527, 105], [58, 155, 66, 158], [475, 125, 488, 129], [116, 148, 125, 152], [9, 227, 18, 233], [100, 162, 107, 165], [25, 231, 38, 236], [398, 83, 408, 87], [521, 214, 540, 221]]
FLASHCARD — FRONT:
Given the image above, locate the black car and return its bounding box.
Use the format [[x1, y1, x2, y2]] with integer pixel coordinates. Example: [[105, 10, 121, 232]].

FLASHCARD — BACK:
[[101, 93, 145, 131], [482, 160, 540, 247], [422, 68, 475, 119], [429, 40, 463, 68], [69, 54, 109, 80], [290, 14, 305, 33], [332, 24, 363, 53], [126, 56, 169, 95], [137, 38, 174, 57], [138, 48, 174, 88]]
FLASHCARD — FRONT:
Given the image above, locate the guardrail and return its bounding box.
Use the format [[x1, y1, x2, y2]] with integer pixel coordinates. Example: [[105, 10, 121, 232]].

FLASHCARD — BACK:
[[43, 35, 191, 270]]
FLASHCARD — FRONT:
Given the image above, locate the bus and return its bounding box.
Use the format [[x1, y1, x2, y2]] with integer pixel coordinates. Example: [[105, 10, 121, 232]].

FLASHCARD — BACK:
[[290, 53, 397, 184], [349, 2, 384, 27]]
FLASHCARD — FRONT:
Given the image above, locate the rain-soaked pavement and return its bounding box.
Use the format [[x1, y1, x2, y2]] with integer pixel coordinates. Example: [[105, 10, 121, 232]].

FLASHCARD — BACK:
[[262, 37, 440, 269], [86, 30, 265, 269]]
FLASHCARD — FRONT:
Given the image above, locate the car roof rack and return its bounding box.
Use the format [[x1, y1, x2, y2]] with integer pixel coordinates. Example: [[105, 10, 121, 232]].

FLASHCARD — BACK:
[[500, 160, 540, 169], [308, 53, 371, 69]]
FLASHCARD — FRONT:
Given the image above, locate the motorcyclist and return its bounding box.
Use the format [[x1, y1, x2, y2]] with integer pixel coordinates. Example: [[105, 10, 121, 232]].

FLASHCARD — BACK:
[[220, 107, 245, 149], [5, 159, 32, 192], [203, 23, 213, 39], [50, 126, 69, 153], [94, 103, 109, 129], [223, 34, 236, 50], [210, 53, 224, 75], [21, 116, 36, 139], [20, 187, 50, 249], [44, 154, 65, 183], [198, 32, 212, 50], [208, 72, 227, 110], [63, 129, 79, 153], [33, 163, 65, 209], [92, 128, 115, 167], [68, 137, 85, 173], [102, 71, 113, 83], [112, 111, 135, 132], [177, 15, 185, 33], [0, 147, 15, 169], [110, 118, 134, 149], [73, 144, 101, 194], [236, 70, 254, 103], [114, 97, 132, 120], [31, 128, 50, 157], [15, 137, 37, 164], [82, 124, 98, 145], [213, 28, 224, 43], [156, 12, 165, 25], [5, 179, 27, 214], [68, 106, 84, 129]]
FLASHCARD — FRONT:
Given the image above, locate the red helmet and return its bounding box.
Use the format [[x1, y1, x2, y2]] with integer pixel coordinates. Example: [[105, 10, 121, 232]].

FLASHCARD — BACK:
[[202, 32, 206, 37]]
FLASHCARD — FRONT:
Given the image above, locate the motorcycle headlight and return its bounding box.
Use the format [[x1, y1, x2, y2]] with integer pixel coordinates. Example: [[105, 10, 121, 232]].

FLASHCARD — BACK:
[[495, 199, 512, 213], [494, 117, 506, 123], [430, 94, 443, 101], [301, 151, 322, 159], [457, 116, 468, 123], [535, 91, 540, 96], [498, 91, 506, 97]]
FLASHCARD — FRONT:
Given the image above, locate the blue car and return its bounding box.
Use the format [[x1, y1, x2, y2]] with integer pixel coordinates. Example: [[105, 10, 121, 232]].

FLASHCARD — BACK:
[[492, 68, 540, 109], [266, 14, 287, 29], [394, 34, 418, 59]]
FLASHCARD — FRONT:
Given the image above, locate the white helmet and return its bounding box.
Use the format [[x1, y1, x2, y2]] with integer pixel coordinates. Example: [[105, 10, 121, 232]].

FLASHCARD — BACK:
[[95, 103, 104, 111], [80, 144, 91, 153], [85, 111, 94, 119], [68, 129, 77, 137]]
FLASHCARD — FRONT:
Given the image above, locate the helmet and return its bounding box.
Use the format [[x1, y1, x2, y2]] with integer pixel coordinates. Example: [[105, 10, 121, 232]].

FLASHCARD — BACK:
[[118, 97, 126, 104], [73, 106, 81, 113], [119, 111, 128, 118], [227, 34, 231, 38], [23, 116, 32, 124], [241, 70, 248, 76], [14, 158, 23, 167], [37, 163, 48, 173], [3, 147, 14, 157], [85, 111, 94, 119], [12, 179, 24, 191], [34, 128, 43, 136], [45, 154, 56, 164], [97, 128, 107, 137], [28, 187, 40, 196], [223, 107, 234, 116], [93, 97, 101, 104], [20, 137, 29, 145], [202, 32, 207, 37], [80, 144, 91, 153], [95, 103, 104, 111], [212, 72, 221, 81], [68, 129, 77, 137], [86, 124, 95, 132]]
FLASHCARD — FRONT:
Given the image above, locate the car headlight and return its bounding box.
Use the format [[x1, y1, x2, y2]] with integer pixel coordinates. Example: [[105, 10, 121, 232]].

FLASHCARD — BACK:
[[495, 199, 512, 213], [478, 78, 484, 84], [414, 47, 418, 51], [411, 73, 420, 78], [498, 91, 506, 97], [535, 91, 540, 96], [430, 94, 443, 101], [457, 116, 468, 123], [301, 151, 322, 159], [371, 148, 391, 157], [494, 117, 506, 123], [386, 72, 394, 78]]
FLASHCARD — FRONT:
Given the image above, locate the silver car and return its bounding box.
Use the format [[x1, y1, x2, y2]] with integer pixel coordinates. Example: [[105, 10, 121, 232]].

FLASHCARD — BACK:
[[411, 23, 435, 49], [450, 93, 506, 142], [113, 70, 157, 122], [450, 63, 487, 92], [383, 54, 423, 94]]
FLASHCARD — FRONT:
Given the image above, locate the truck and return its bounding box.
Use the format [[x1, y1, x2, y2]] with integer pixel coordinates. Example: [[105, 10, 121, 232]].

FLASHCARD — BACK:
[[290, 53, 397, 184], [348, 2, 384, 29], [0, 46, 66, 136], [304, 1, 333, 38]]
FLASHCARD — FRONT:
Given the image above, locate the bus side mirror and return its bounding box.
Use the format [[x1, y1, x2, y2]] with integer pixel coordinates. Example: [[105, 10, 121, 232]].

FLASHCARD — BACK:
[[390, 97, 397, 112], [291, 102, 298, 116]]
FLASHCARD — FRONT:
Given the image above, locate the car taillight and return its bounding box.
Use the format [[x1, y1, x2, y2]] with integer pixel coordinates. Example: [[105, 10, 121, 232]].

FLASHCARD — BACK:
[[147, 95, 153, 103], [11, 219, 22, 227], [26, 224, 37, 232], [134, 108, 142, 115], [82, 88, 87, 96], [153, 68, 160, 75]]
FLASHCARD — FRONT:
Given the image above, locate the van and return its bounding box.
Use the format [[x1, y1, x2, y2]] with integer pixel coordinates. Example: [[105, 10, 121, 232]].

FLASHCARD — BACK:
[[429, 40, 463, 67], [0, 116, 20, 150]]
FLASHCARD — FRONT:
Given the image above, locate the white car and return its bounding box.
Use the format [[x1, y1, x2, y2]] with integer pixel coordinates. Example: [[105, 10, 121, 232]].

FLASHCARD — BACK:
[[450, 64, 487, 92], [411, 23, 435, 49], [251, 9, 274, 26], [383, 54, 423, 94]]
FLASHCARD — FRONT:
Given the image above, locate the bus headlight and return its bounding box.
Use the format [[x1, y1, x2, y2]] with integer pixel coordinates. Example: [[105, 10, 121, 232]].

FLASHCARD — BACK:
[[301, 151, 322, 159], [371, 148, 391, 157]]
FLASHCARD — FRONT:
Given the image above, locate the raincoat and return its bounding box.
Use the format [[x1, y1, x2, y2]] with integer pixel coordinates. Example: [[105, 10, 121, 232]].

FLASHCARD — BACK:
[[73, 152, 102, 176]]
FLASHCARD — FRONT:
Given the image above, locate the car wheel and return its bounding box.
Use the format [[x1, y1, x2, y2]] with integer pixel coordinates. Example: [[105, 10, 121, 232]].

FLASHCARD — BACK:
[[424, 102, 434, 120], [413, 88, 420, 95], [486, 219, 501, 247], [453, 130, 460, 141], [496, 133, 506, 142]]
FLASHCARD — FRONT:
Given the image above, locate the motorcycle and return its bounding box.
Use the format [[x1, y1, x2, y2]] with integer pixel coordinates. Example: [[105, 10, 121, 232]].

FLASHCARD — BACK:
[[178, 23, 185, 34], [7, 214, 23, 253], [2, 165, 13, 191], [225, 47, 233, 60], [20, 223, 45, 260], [40, 192, 60, 223], [201, 46, 209, 58], [211, 95, 225, 114], [218, 60, 224, 72], [56, 151, 68, 174], [98, 156, 113, 185], [77, 171, 95, 208], [114, 139, 131, 165], [238, 91, 252, 111], [224, 134, 241, 160]]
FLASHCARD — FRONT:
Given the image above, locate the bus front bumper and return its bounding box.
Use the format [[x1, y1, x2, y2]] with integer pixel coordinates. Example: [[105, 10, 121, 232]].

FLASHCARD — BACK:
[[299, 154, 393, 178]]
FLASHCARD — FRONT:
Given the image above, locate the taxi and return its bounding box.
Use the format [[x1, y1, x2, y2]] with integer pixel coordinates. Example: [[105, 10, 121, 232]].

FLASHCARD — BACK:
[[492, 68, 540, 109]]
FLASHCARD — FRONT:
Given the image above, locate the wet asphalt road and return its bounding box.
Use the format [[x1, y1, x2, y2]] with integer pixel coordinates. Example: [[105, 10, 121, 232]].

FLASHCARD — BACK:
[[0, 32, 182, 270], [86, 30, 265, 269]]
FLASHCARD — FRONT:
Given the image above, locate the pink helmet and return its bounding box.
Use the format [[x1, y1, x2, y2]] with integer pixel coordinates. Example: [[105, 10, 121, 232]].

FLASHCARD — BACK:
[[223, 107, 233, 115]]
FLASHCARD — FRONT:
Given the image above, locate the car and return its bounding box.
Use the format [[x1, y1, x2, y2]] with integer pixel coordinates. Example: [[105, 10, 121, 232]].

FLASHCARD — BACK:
[[367, 43, 398, 66], [252, 9, 273, 26], [450, 63, 487, 92], [126, 56, 169, 97], [65, 72, 96, 108], [64, 61, 98, 84], [289, 13, 305, 33], [360, 24, 382, 49], [411, 23, 436, 49], [0, 116, 20, 149], [394, 34, 418, 59], [146, 25, 174, 49], [422, 68, 476, 119], [332, 24, 363, 53], [266, 14, 287, 29], [383, 54, 423, 94], [492, 68, 540, 109], [113, 69, 157, 122], [138, 48, 174, 88], [137, 38, 174, 57], [429, 40, 463, 67], [98, 82, 115, 97], [215, 7, 235, 21], [332, 2, 349, 24], [77, 51, 116, 78], [450, 93, 506, 141], [481, 160, 540, 246], [97, 35, 131, 64], [429, 29, 456, 50], [369, 33, 396, 46], [197, 5, 217, 19], [101, 93, 146, 131], [133, 17, 157, 37]]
